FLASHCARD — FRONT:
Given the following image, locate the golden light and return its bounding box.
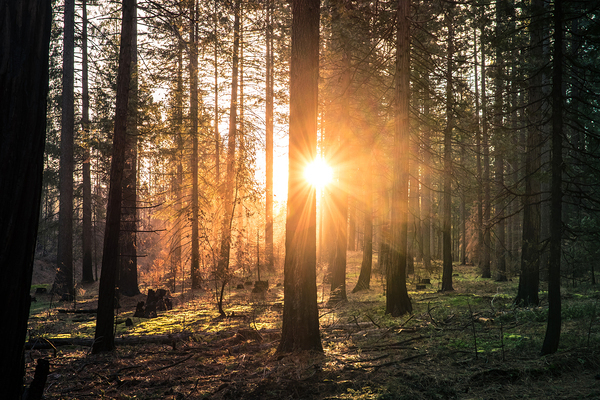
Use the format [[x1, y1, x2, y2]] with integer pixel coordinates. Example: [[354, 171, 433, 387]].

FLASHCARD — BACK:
[[304, 157, 333, 189]]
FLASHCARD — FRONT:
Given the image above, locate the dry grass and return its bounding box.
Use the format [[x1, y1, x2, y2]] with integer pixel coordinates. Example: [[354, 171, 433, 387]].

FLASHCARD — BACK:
[[25, 254, 600, 399]]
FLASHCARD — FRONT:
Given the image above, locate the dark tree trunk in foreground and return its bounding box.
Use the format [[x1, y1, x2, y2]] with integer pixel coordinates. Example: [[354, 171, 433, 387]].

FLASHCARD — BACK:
[[277, 0, 322, 354], [441, 6, 454, 292], [0, 0, 51, 396], [386, 0, 412, 317], [93, 0, 135, 354], [81, 0, 94, 284], [53, 0, 75, 298], [541, 0, 563, 356], [480, 27, 492, 279], [119, 2, 139, 296], [515, 0, 543, 307]]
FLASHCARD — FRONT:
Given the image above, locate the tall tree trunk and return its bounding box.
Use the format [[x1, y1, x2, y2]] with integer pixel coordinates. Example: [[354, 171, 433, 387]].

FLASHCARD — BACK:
[[81, 0, 94, 283], [53, 0, 75, 298], [541, 0, 563, 355], [0, 0, 51, 394], [481, 25, 492, 279], [516, 0, 544, 307], [214, 0, 220, 184], [386, 0, 412, 316], [421, 78, 432, 274], [217, 0, 241, 313], [494, 0, 507, 282], [441, 6, 454, 292], [277, 0, 322, 354], [190, 0, 201, 289], [93, 0, 135, 353], [119, 1, 139, 296], [265, 0, 274, 270], [474, 24, 484, 270]]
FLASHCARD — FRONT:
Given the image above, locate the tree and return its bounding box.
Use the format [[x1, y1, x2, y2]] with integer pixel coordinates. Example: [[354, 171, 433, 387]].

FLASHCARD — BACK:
[[265, 0, 274, 270], [53, 0, 75, 299], [0, 0, 51, 395], [441, 4, 454, 292], [541, 0, 563, 356], [190, 0, 201, 290], [515, 0, 544, 306], [277, 0, 322, 354], [119, 1, 140, 296], [81, 0, 94, 284], [386, 0, 412, 317], [93, 0, 135, 354]]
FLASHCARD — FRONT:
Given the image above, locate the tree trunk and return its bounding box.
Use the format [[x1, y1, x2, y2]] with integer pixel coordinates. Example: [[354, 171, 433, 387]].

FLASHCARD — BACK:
[[217, 0, 241, 298], [81, 0, 94, 284], [481, 24, 492, 279], [53, 0, 75, 299], [0, 0, 51, 395], [265, 0, 274, 270], [421, 78, 432, 274], [277, 0, 322, 354], [515, 0, 544, 307], [353, 149, 373, 293], [93, 0, 135, 354], [541, 0, 563, 355], [190, 0, 201, 289], [119, 1, 139, 296], [386, 0, 412, 316], [441, 6, 454, 292]]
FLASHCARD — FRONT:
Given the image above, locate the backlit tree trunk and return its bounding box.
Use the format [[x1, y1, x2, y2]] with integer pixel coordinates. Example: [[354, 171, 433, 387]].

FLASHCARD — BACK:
[[386, 0, 412, 316], [277, 0, 322, 353], [93, 0, 134, 353]]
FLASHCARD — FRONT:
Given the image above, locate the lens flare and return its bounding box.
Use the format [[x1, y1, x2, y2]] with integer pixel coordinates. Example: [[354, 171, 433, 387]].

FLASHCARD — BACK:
[[304, 158, 333, 188]]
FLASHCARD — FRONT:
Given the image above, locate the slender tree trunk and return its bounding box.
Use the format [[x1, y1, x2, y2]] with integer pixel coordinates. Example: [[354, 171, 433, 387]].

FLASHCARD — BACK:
[[421, 79, 432, 274], [0, 0, 51, 394], [386, 0, 412, 316], [53, 0, 75, 298], [214, 0, 220, 184], [217, 0, 241, 313], [541, 0, 563, 355], [190, 0, 201, 289], [441, 6, 454, 292], [516, 0, 544, 306], [81, 0, 94, 284], [277, 0, 322, 354], [265, 0, 274, 270], [353, 148, 373, 293], [93, 0, 134, 353], [119, 1, 139, 296], [474, 25, 483, 270], [481, 26, 492, 279]]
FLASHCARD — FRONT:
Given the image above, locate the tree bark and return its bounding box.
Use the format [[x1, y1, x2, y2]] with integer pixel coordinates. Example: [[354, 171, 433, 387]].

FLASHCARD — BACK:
[[81, 0, 94, 284], [0, 0, 51, 395], [353, 149, 373, 293], [119, 1, 139, 296], [441, 6, 454, 292], [481, 23, 492, 279], [541, 0, 563, 355], [386, 0, 412, 316], [515, 0, 544, 306], [277, 0, 322, 353], [265, 0, 274, 270], [93, 0, 135, 354], [53, 0, 75, 298], [190, 0, 201, 290]]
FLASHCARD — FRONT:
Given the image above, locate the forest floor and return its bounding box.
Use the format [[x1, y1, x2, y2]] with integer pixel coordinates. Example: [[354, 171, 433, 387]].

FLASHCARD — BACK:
[[26, 253, 600, 399]]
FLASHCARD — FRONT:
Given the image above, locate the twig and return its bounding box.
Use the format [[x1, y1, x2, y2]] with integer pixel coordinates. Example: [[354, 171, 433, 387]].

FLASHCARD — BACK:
[[364, 313, 381, 329], [151, 354, 194, 372]]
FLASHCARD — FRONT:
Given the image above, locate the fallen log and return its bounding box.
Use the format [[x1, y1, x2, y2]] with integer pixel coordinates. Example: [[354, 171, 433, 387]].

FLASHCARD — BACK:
[[24, 333, 191, 350]]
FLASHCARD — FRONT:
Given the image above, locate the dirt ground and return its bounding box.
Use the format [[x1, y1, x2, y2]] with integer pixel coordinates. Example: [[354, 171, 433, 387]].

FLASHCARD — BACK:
[[26, 256, 600, 399]]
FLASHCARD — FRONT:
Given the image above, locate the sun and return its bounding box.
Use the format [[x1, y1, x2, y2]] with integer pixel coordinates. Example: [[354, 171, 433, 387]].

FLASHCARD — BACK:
[[304, 157, 333, 189]]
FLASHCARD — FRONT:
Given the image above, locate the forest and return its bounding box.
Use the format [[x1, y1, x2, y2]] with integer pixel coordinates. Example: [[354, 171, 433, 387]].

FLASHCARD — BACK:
[[2, 0, 600, 398]]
